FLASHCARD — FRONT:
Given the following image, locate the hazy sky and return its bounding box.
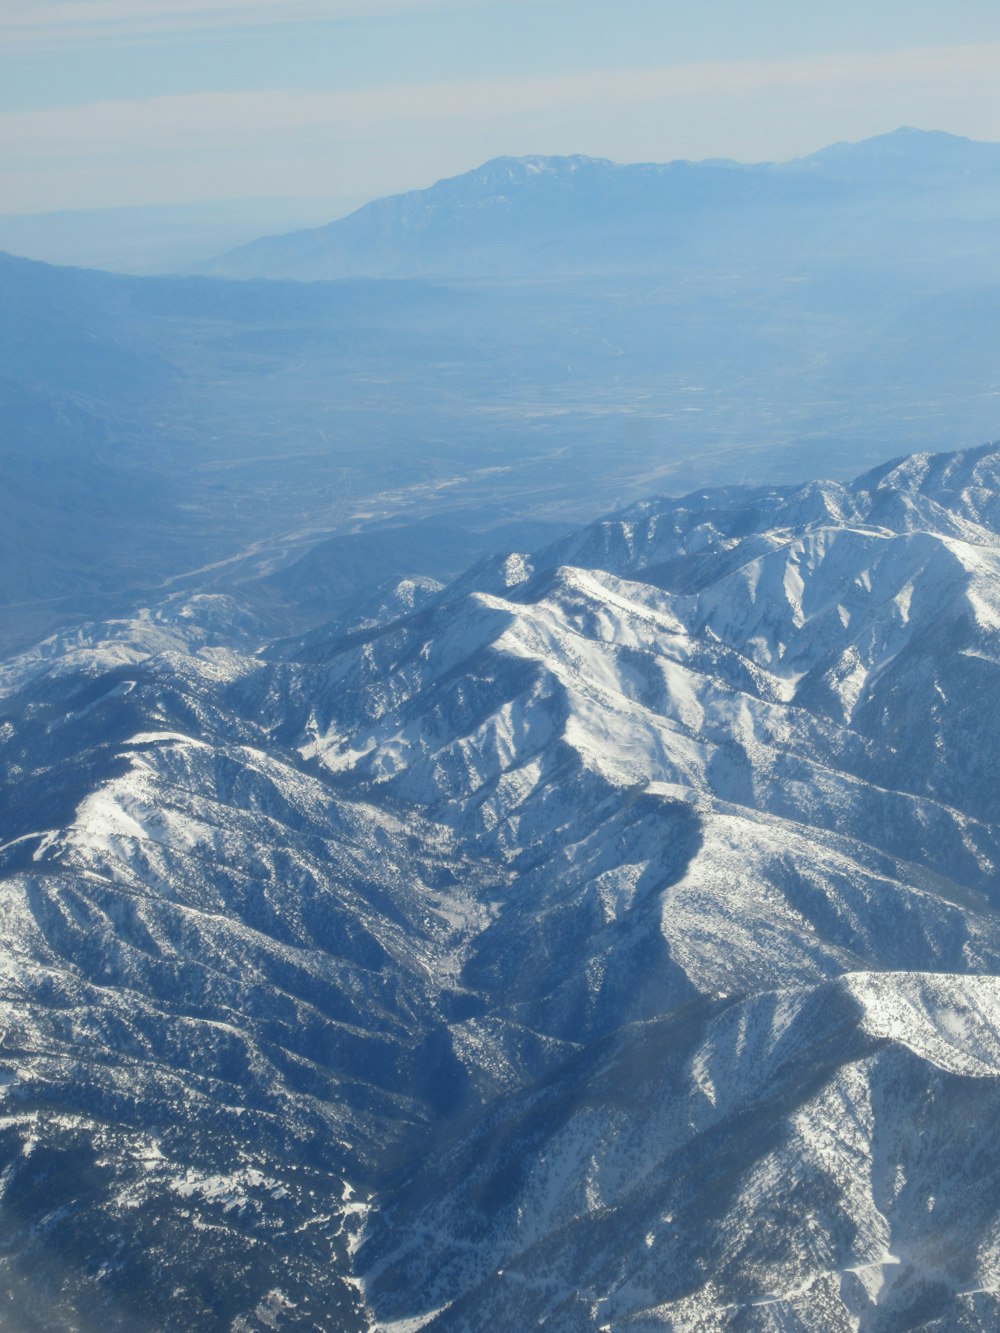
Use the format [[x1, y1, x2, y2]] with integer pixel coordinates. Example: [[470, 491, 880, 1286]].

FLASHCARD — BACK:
[[3, 0, 1000, 214]]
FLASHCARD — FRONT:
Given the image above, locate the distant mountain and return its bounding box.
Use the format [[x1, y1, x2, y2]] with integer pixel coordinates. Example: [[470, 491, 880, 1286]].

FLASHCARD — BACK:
[[6, 441, 1000, 1325], [194, 128, 1000, 281], [793, 124, 1000, 181]]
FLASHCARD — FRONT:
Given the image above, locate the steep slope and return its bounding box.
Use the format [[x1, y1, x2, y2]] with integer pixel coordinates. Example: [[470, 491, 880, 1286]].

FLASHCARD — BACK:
[[5, 444, 1000, 1326], [0, 597, 500, 1330], [362, 973, 1000, 1331]]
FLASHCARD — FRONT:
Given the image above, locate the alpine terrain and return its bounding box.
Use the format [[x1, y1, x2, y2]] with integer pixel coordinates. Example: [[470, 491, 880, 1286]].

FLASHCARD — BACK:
[[5, 442, 1000, 1329]]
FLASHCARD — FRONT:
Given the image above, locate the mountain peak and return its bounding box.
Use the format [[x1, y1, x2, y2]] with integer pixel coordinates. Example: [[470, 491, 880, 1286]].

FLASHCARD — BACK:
[[472, 152, 611, 175], [422, 152, 615, 196], [790, 124, 998, 177]]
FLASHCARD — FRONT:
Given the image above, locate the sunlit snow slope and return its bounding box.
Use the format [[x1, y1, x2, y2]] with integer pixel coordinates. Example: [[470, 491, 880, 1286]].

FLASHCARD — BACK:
[[4, 444, 1000, 1329]]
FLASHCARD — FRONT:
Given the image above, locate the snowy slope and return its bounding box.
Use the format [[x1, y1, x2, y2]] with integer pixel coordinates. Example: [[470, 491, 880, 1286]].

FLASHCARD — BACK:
[[362, 974, 1000, 1331], [4, 443, 1000, 1327]]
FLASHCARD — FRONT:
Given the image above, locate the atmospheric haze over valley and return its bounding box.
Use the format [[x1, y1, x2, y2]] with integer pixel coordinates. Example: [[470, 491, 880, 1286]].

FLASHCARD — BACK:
[[4, 20, 1000, 1326]]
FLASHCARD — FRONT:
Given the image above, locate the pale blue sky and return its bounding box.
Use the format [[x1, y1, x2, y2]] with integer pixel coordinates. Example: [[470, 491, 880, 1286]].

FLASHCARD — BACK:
[[3, 0, 1000, 213]]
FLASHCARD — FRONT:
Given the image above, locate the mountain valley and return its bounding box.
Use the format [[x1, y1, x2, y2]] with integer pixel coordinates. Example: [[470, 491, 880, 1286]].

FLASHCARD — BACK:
[[6, 130, 1000, 662], [4, 443, 1000, 1327]]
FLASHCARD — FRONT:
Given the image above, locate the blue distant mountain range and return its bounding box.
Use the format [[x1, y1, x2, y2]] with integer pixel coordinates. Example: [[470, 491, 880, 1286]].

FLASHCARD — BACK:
[[193, 128, 1000, 280]]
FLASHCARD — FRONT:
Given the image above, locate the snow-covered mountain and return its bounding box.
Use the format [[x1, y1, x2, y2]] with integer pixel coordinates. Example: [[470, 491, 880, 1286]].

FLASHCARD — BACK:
[[193, 128, 1000, 281], [5, 443, 1000, 1327]]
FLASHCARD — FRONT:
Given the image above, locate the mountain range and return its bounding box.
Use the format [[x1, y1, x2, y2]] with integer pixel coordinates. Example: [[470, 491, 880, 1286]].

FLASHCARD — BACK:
[[193, 128, 1000, 281], [5, 440, 1000, 1328]]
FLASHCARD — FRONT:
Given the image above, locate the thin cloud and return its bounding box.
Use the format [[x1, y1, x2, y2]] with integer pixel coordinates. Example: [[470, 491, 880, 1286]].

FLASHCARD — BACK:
[[3, 44, 999, 210], [5, 44, 1000, 148], [0, 0, 504, 45]]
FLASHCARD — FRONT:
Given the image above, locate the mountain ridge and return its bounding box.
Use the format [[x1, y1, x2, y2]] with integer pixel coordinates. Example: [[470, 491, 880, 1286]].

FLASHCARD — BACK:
[[5, 440, 1000, 1324], [192, 128, 1000, 281]]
